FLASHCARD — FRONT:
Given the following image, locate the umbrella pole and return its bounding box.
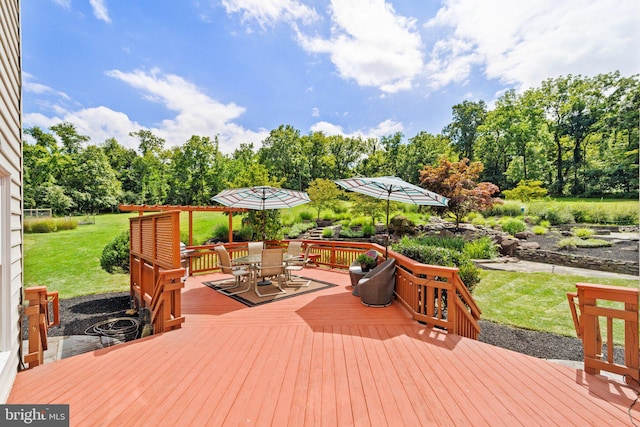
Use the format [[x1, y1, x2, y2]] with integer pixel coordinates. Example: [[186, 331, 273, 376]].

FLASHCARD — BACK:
[[385, 198, 390, 257]]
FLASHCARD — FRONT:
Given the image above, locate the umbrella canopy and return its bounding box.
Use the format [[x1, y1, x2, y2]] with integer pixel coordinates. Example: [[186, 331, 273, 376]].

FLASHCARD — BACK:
[[212, 186, 310, 240], [334, 176, 448, 254]]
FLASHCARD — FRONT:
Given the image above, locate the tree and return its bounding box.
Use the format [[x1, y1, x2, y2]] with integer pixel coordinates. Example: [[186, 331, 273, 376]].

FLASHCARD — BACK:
[[307, 178, 341, 220], [443, 100, 487, 159], [347, 193, 388, 227], [50, 122, 90, 154], [419, 158, 500, 229], [259, 125, 309, 190]]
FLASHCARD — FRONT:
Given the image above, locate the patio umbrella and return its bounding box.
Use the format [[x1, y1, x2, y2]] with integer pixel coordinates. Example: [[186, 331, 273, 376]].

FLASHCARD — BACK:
[[212, 186, 311, 241], [334, 176, 449, 255]]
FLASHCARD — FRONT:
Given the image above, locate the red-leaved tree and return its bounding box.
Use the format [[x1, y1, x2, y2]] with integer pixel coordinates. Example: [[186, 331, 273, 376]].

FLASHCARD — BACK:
[[419, 158, 500, 229]]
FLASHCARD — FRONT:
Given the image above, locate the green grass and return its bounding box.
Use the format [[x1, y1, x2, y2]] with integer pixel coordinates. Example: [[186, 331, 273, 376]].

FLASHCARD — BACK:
[[24, 211, 240, 299], [474, 270, 638, 344]]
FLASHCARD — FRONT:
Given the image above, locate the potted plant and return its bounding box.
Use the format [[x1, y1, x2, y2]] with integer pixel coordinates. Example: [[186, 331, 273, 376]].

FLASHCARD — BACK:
[[356, 253, 375, 272]]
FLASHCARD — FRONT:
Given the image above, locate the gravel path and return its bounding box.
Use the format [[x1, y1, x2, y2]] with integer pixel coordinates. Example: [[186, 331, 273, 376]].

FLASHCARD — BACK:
[[43, 291, 620, 362]]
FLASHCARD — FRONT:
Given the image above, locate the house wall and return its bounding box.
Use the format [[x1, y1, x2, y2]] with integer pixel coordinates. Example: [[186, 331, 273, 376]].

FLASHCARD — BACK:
[[0, 0, 22, 403]]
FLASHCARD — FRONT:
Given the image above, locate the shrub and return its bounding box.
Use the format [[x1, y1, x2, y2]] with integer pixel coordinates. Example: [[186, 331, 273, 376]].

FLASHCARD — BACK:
[[412, 235, 466, 252], [286, 221, 316, 238], [557, 238, 578, 250], [500, 218, 526, 236], [571, 227, 593, 239], [393, 240, 480, 291], [339, 227, 363, 238], [27, 219, 56, 233], [320, 211, 336, 221], [528, 203, 574, 225], [613, 210, 639, 225], [238, 225, 254, 241], [484, 200, 523, 217], [322, 228, 334, 238], [213, 223, 229, 241], [362, 224, 376, 237], [462, 237, 498, 259], [100, 231, 130, 273], [539, 220, 551, 228], [298, 210, 314, 221], [575, 238, 613, 248], [532, 226, 548, 235], [56, 218, 78, 230], [589, 207, 610, 225], [349, 216, 371, 227], [501, 180, 548, 201]]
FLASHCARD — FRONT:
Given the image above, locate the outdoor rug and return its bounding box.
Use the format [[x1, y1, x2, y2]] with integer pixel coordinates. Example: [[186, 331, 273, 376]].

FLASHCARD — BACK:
[[202, 277, 337, 307]]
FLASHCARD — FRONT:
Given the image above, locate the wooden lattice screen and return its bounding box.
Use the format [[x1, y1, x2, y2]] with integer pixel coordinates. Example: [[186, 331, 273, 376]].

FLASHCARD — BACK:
[[130, 211, 185, 333]]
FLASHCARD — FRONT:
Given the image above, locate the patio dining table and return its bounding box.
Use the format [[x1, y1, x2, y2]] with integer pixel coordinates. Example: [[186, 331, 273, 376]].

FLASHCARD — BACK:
[[233, 252, 300, 287]]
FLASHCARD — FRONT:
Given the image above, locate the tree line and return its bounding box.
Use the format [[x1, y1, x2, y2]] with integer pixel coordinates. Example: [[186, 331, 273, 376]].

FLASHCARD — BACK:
[[24, 71, 639, 215]]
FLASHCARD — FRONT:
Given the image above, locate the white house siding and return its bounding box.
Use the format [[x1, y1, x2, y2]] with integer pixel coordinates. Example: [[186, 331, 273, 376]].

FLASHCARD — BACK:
[[0, 0, 22, 403]]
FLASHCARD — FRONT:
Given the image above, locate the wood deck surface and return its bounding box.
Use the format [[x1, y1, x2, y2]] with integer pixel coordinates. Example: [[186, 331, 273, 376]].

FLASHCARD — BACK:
[[8, 268, 640, 426]]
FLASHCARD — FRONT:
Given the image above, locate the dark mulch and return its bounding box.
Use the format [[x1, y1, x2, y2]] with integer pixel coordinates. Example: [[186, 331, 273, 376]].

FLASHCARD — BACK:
[[38, 291, 619, 363], [525, 232, 639, 263], [27, 292, 134, 339]]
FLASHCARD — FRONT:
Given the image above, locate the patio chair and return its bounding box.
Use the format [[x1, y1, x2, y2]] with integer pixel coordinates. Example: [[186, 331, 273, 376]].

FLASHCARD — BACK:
[[285, 244, 312, 287], [248, 241, 263, 256], [357, 258, 396, 307], [285, 241, 303, 258], [255, 248, 286, 297], [214, 246, 252, 295]]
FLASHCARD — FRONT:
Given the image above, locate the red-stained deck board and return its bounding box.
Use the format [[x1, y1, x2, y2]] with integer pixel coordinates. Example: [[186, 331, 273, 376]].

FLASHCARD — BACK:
[[7, 268, 639, 426]]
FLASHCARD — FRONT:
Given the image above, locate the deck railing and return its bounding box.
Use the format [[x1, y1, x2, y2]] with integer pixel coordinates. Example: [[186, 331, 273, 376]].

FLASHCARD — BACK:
[[186, 239, 481, 339], [23, 286, 59, 369], [130, 211, 185, 334], [568, 282, 639, 383]]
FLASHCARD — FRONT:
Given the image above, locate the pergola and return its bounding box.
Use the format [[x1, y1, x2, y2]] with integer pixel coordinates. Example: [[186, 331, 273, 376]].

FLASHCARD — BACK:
[[118, 204, 247, 244]]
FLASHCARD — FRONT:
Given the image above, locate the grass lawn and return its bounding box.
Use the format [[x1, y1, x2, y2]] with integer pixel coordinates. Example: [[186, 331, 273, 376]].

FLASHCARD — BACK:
[[475, 270, 639, 345], [24, 211, 235, 299]]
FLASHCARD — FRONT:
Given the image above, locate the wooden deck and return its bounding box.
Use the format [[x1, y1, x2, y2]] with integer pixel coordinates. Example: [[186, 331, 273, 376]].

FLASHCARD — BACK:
[[9, 268, 640, 426]]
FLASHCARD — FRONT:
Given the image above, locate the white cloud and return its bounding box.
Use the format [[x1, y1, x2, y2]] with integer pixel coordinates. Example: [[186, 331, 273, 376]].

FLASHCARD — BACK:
[[221, 0, 319, 28], [53, 0, 71, 9], [24, 69, 269, 153], [425, 0, 640, 91], [311, 107, 319, 117], [105, 68, 268, 152], [23, 73, 71, 100], [311, 118, 403, 140], [89, 0, 111, 23], [297, 0, 424, 93]]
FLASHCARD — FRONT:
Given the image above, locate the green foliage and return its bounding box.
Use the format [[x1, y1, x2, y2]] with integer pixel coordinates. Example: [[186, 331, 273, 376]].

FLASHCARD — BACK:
[[322, 228, 334, 238], [462, 237, 498, 259], [532, 225, 548, 235], [362, 224, 376, 237], [484, 200, 523, 217], [501, 180, 548, 201], [393, 238, 480, 290], [410, 235, 466, 252], [556, 238, 577, 250], [307, 178, 342, 220], [339, 227, 363, 238], [213, 223, 229, 241], [100, 230, 130, 274], [286, 221, 316, 238], [556, 237, 613, 250], [298, 210, 314, 221], [24, 217, 79, 233], [355, 253, 376, 269], [571, 227, 593, 239], [527, 202, 574, 225], [500, 218, 526, 236], [349, 216, 372, 227]]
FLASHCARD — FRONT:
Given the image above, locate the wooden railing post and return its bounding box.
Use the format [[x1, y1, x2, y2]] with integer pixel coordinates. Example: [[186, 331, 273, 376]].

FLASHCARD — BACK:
[[569, 283, 639, 383], [23, 286, 60, 369]]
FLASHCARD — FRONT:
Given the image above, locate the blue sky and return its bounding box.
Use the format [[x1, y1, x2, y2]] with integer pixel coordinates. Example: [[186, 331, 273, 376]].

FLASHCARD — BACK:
[[22, 0, 639, 153]]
